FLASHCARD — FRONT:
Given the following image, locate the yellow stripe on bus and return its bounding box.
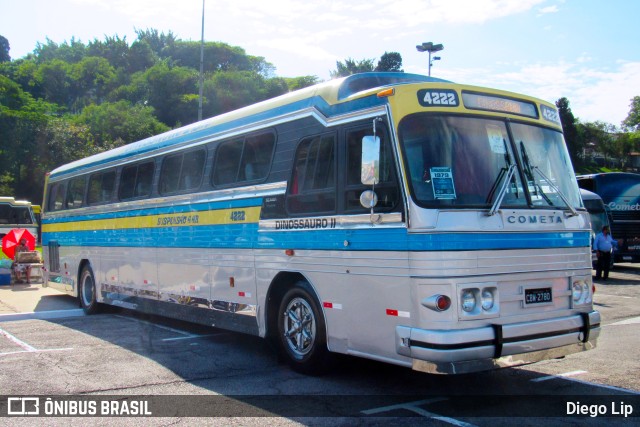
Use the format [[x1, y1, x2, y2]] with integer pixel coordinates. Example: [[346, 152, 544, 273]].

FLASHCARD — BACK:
[[42, 206, 261, 233]]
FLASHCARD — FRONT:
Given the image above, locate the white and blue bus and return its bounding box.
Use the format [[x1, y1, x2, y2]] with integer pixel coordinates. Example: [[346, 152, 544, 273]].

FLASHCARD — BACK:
[[42, 72, 599, 374]]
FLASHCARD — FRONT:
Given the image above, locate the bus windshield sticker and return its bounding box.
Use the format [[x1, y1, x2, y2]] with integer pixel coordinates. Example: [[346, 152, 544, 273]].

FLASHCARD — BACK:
[[486, 125, 506, 154], [417, 89, 459, 107], [430, 167, 457, 199]]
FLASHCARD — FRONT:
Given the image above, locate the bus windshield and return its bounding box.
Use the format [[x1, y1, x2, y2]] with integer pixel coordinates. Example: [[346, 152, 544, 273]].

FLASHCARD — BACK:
[[398, 114, 581, 209]]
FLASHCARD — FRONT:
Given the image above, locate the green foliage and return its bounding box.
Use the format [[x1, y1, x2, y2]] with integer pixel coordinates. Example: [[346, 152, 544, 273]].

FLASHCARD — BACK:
[[376, 52, 403, 72], [74, 101, 169, 147], [330, 57, 375, 78], [623, 96, 640, 131], [556, 97, 581, 168], [0, 35, 10, 62]]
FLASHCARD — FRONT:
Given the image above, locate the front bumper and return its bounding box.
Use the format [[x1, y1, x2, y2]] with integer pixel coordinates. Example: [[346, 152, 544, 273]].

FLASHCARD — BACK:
[[396, 311, 600, 374]]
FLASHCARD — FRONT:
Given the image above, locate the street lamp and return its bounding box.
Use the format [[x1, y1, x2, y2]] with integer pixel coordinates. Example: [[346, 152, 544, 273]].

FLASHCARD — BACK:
[[416, 42, 444, 76]]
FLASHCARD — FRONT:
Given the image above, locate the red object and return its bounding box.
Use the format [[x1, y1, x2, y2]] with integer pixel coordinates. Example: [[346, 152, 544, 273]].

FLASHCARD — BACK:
[[2, 228, 36, 260]]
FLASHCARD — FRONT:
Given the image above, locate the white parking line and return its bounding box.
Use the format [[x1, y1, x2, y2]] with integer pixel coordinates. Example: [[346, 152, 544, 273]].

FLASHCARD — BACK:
[[531, 370, 640, 395], [0, 326, 74, 356], [531, 370, 587, 382], [113, 314, 219, 341], [609, 316, 640, 326], [0, 326, 37, 351], [362, 398, 477, 427]]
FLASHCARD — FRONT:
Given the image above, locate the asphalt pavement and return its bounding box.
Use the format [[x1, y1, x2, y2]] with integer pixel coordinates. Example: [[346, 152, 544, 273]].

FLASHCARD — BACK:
[[0, 277, 83, 322]]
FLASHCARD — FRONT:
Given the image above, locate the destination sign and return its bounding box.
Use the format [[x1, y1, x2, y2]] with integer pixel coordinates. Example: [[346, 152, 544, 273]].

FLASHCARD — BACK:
[[462, 91, 538, 118]]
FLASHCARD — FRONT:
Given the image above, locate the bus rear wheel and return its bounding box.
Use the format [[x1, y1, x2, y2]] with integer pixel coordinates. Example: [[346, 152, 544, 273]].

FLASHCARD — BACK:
[[277, 281, 333, 375], [79, 265, 100, 315]]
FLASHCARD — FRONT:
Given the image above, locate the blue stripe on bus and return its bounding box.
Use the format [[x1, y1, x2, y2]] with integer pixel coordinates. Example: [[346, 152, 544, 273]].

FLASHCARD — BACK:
[[42, 225, 590, 252]]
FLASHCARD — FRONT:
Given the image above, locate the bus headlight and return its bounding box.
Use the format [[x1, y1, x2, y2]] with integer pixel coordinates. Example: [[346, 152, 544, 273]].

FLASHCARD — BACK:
[[481, 288, 495, 311], [461, 289, 476, 312]]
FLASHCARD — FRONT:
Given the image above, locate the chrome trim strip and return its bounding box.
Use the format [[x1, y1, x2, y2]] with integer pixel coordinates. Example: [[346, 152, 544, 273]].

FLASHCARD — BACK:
[[259, 213, 405, 231]]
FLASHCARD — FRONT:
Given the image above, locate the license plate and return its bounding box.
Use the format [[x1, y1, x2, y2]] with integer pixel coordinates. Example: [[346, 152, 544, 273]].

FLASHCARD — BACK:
[[525, 287, 552, 304], [623, 256, 632, 261]]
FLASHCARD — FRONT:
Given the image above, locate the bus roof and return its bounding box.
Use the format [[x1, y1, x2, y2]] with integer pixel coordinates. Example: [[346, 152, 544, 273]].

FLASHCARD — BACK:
[[0, 196, 32, 207], [48, 72, 554, 181]]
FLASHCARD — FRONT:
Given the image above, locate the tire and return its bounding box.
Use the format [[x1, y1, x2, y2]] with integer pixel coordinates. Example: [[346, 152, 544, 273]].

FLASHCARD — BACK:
[[277, 281, 333, 375], [79, 265, 101, 315]]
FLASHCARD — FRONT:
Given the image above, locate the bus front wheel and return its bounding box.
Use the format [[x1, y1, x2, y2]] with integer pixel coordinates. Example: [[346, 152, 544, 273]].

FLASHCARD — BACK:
[[276, 281, 333, 375], [79, 265, 100, 315]]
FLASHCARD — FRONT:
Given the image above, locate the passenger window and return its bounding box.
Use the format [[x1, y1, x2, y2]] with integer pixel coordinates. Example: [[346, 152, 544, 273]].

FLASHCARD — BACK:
[[88, 170, 116, 205], [286, 134, 336, 215], [66, 177, 86, 209], [48, 182, 66, 211], [159, 150, 205, 195], [212, 132, 275, 186], [119, 161, 154, 200]]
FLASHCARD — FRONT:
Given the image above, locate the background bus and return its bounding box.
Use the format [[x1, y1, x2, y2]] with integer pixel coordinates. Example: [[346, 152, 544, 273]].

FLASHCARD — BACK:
[[577, 172, 640, 263], [42, 72, 599, 375], [580, 188, 614, 268], [0, 197, 39, 245]]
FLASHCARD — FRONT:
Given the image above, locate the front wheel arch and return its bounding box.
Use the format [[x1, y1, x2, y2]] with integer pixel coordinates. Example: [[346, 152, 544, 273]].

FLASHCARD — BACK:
[[275, 279, 334, 375]]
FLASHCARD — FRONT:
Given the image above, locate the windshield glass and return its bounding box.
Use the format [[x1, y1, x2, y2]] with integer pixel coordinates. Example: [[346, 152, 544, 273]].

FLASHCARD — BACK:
[[398, 114, 527, 208], [511, 122, 582, 209]]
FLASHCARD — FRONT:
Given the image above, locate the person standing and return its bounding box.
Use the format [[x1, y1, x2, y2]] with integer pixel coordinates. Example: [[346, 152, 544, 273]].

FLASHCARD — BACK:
[[593, 225, 616, 280], [13, 238, 32, 284]]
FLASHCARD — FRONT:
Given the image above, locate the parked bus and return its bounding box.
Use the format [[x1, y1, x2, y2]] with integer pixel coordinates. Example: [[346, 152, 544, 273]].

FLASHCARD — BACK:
[[42, 72, 599, 375], [577, 172, 640, 263], [580, 189, 614, 268], [0, 197, 39, 244]]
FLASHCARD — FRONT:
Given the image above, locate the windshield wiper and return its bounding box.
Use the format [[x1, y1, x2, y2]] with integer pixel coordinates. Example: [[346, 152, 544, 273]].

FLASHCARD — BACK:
[[531, 166, 579, 216], [488, 164, 516, 216], [519, 141, 578, 217], [487, 139, 518, 215]]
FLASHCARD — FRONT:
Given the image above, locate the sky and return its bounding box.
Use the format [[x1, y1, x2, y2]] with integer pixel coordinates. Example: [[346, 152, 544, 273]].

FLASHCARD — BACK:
[[1, 0, 639, 126]]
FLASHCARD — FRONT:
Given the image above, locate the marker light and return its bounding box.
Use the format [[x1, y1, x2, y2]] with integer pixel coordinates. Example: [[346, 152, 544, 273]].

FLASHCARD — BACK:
[[421, 294, 451, 312], [377, 88, 395, 98]]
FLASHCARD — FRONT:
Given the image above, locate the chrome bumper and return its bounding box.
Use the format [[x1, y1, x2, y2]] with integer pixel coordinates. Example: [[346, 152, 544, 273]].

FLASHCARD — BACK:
[[396, 311, 600, 375]]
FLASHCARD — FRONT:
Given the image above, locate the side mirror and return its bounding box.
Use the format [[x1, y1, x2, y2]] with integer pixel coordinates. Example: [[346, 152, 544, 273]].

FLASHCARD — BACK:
[[361, 136, 380, 186]]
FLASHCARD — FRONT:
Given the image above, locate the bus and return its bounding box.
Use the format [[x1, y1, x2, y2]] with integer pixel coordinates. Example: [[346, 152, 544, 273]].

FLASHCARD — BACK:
[[0, 197, 39, 244], [42, 72, 599, 375], [580, 189, 613, 268], [577, 172, 640, 263]]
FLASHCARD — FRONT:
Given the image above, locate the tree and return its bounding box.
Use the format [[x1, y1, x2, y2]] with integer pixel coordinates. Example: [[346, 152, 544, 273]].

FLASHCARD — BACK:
[[330, 58, 375, 78], [75, 100, 169, 147], [0, 35, 10, 62], [556, 97, 582, 168], [375, 52, 403, 72], [623, 96, 640, 131]]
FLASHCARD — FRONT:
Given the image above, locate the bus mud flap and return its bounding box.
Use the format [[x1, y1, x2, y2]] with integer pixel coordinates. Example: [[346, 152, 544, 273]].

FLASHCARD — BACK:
[[491, 324, 503, 358]]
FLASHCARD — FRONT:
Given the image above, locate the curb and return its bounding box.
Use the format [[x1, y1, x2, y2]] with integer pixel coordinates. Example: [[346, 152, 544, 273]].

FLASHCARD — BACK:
[[0, 308, 86, 322]]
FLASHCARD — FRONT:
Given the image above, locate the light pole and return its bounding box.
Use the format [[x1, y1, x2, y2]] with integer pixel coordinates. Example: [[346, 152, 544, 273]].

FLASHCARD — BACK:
[[198, 0, 205, 121], [416, 42, 444, 76]]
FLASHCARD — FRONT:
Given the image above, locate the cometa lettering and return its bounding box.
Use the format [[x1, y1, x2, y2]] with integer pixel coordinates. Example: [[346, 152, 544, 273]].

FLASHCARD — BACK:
[[507, 215, 563, 224], [275, 218, 337, 230], [607, 202, 640, 211]]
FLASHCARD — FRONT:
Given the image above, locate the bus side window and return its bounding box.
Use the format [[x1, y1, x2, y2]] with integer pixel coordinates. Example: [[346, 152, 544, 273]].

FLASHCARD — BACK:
[[286, 134, 336, 215], [119, 161, 154, 201], [66, 177, 86, 209]]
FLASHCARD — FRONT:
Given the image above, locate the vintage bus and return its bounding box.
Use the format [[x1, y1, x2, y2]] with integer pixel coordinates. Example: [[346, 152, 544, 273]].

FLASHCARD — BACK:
[[577, 172, 640, 263], [0, 197, 39, 243], [42, 72, 599, 374]]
